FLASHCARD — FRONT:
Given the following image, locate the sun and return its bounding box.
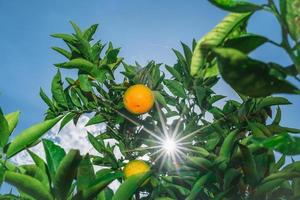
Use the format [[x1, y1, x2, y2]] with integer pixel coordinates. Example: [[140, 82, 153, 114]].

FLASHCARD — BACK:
[[162, 137, 177, 154]]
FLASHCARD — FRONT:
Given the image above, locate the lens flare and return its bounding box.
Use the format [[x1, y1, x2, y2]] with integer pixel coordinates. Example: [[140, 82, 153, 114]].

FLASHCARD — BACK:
[[163, 137, 177, 154]]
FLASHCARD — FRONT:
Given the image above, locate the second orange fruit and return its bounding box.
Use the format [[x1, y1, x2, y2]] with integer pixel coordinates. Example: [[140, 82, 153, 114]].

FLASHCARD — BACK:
[[123, 84, 154, 114]]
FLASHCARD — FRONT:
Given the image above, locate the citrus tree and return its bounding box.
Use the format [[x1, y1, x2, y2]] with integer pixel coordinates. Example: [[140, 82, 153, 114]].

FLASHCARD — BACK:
[[1, 0, 300, 199]]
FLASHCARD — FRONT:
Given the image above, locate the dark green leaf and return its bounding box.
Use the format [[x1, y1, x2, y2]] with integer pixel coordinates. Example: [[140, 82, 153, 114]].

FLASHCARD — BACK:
[[186, 172, 213, 200], [214, 48, 299, 97], [51, 70, 68, 108], [77, 154, 95, 192], [253, 133, 300, 155], [238, 144, 259, 186], [224, 34, 268, 54], [257, 96, 291, 110]]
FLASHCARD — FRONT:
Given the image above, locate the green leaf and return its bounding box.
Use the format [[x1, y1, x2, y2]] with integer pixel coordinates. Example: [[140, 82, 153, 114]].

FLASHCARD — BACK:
[[77, 154, 95, 192], [70, 21, 82, 37], [153, 91, 168, 108], [214, 48, 299, 97], [0, 109, 10, 148], [112, 171, 151, 200], [4, 171, 53, 200], [43, 139, 66, 180], [256, 96, 291, 110], [191, 13, 251, 76], [271, 154, 286, 173], [272, 107, 282, 124], [181, 42, 193, 67], [165, 65, 182, 81], [79, 74, 92, 92], [209, 0, 262, 13], [238, 144, 259, 186], [82, 171, 122, 200], [40, 88, 56, 112], [52, 47, 72, 59], [164, 79, 186, 98], [51, 33, 76, 44], [282, 0, 300, 41], [51, 70, 68, 108], [6, 117, 62, 158], [54, 149, 81, 200], [86, 114, 106, 126], [4, 111, 20, 135], [59, 112, 76, 131], [186, 172, 213, 200], [83, 24, 98, 41], [97, 188, 114, 200], [253, 133, 300, 155], [55, 58, 95, 73], [27, 150, 47, 173], [224, 34, 268, 54]]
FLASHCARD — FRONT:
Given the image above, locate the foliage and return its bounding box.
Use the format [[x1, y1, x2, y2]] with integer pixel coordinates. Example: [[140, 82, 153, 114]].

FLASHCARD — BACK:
[[1, 0, 300, 199]]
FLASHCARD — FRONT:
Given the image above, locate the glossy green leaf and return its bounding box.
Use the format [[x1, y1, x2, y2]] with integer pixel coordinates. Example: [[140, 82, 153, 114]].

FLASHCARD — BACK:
[[59, 112, 76, 131], [83, 24, 98, 41], [51, 47, 72, 59], [0, 110, 9, 148], [43, 139, 66, 180], [191, 13, 251, 76], [54, 149, 81, 200], [4, 171, 53, 200], [40, 88, 56, 112], [209, 0, 262, 13], [4, 111, 20, 135], [51, 33, 76, 44], [164, 79, 186, 98], [214, 48, 299, 97], [253, 133, 300, 155], [6, 117, 62, 158], [55, 58, 95, 72], [85, 114, 105, 126]]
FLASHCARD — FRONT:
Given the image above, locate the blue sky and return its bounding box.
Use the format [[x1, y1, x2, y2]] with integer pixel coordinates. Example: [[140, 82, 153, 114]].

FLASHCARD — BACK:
[[0, 0, 299, 194]]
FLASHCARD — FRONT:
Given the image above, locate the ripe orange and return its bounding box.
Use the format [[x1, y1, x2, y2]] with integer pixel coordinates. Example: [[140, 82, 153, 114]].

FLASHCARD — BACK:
[[123, 84, 154, 114], [123, 160, 150, 186]]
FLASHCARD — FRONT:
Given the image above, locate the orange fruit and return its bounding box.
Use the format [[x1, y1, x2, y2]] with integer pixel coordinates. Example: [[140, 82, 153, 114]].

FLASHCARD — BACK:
[[123, 160, 150, 186], [123, 84, 154, 114]]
